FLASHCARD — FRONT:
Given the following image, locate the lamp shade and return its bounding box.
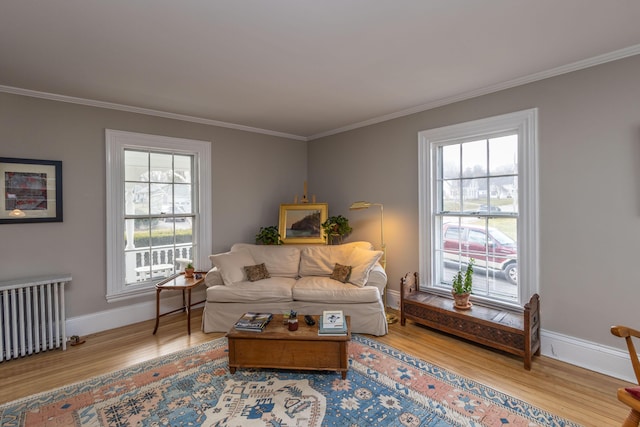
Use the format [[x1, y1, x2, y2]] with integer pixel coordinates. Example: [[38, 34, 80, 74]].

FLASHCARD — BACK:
[[349, 201, 372, 210]]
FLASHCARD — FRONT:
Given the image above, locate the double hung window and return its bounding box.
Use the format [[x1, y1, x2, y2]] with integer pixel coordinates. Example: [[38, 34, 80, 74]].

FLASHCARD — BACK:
[[106, 130, 211, 301], [418, 109, 538, 308]]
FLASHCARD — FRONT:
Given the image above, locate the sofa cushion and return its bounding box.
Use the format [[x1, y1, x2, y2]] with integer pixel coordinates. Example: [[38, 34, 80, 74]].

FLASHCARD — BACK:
[[232, 244, 300, 278], [293, 276, 381, 303], [209, 248, 256, 285], [206, 277, 296, 303], [347, 247, 384, 287], [244, 263, 270, 282]]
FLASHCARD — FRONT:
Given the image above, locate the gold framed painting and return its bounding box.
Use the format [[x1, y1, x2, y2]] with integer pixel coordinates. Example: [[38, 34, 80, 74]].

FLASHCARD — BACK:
[[278, 203, 328, 244]]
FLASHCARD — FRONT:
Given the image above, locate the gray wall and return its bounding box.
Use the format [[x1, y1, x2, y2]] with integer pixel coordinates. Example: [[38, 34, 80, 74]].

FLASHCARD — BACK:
[[308, 54, 640, 349], [0, 92, 306, 317], [2, 53, 639, 354]]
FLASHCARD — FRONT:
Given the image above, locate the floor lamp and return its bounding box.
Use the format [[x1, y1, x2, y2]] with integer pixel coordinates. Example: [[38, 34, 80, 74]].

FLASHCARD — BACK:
[[349, 201, 398, 324]]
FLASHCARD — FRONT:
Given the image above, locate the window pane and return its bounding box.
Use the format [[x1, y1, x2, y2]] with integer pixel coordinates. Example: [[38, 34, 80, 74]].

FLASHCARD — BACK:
[[150, 153, 173, 183], [150, 184, 172, 215], [174, 155, 192, 184], [174, 183, 192, 212], [462, 178, 484, 212], [125, 183, 138, 215], [488, 177, 516, 213], [441, 144, 460, 179], [462, 140, 486, 178], [125, 150, 148, 182], [133, 218, 151, 247], [441, 179, 460, 212], [489, 135, 517, 175], [124, 218, 136, 249]]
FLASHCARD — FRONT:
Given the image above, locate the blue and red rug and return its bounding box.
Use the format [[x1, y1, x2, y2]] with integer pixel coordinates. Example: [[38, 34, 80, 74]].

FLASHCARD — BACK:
[[0, 335, 579, 426]]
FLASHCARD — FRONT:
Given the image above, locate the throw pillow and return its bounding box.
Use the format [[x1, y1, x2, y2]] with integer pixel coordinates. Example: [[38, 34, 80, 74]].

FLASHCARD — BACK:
[[347, 247, 383, 287], [626, 386, 640, 399], [330, 263, 352, 283], [244, 263, 271, 282], [209, 248, 256, 285]]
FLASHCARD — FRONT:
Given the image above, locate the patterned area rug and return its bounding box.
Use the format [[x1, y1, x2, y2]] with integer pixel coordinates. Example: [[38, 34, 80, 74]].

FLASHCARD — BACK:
[[0, 335, 580, 427]]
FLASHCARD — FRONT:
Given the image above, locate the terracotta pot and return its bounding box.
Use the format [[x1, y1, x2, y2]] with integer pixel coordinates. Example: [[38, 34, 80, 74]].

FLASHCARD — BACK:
[[452, 291, 470, 308], [185, 268, 195, 278]]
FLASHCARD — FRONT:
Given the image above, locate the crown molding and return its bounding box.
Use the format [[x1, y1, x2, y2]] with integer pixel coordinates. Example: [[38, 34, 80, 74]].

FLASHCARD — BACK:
[[2, 43, 639, 142], [0, 85, 307, 141], [307, 43, 640, 140]]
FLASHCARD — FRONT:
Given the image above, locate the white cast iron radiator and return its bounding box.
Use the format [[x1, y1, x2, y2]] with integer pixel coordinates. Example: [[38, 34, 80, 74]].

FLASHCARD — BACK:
[[0, 274, 72, 362]]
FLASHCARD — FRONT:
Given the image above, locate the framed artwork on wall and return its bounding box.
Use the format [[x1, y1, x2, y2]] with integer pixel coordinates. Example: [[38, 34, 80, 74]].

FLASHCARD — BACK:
[[0, 157, 63, 224], [278, 203, 328, 244]]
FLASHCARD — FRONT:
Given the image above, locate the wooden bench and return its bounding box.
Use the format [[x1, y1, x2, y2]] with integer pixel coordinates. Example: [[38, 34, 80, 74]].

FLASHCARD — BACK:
[[400, 272, 541, 370]]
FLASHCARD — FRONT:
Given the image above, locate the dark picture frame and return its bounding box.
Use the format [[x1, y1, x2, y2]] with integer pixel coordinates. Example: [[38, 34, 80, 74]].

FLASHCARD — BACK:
[[0, 157, 63, 224], [278, 203, 328, 244]]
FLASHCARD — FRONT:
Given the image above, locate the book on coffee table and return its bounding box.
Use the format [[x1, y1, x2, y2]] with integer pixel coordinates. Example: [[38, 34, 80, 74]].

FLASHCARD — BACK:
[[233, 312, 273, 332], [318, 315, 347, 336], [322, 310, 344, 328]]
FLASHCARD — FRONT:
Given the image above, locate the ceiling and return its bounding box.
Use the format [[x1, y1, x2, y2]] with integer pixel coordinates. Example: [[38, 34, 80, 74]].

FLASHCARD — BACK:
[[2, 1, 640, 141]]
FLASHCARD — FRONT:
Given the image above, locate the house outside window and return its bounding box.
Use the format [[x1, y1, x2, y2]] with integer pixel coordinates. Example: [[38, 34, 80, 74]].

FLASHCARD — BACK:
[[418, 109, 538, 309], [106, 130, 212, 302]]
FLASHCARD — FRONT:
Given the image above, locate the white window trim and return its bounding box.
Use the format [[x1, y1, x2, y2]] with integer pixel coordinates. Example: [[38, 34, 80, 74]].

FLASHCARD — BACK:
[[105, 129, 212, 302], [418, 109, 539, 310]]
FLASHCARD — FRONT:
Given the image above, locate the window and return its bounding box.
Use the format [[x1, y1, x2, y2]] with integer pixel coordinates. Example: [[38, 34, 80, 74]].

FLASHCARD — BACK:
[[418, 109, 538, 309], [106, 130, 211, 301]]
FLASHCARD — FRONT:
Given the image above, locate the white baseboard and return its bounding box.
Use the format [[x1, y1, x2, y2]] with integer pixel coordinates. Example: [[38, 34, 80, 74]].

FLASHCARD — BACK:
[[540, 329, 634, 382], [66, 289, 206, 338], [386, 288, 634, 382]]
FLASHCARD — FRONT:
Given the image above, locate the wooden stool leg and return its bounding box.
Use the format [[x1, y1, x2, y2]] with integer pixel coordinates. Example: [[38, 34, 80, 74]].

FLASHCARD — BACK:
[[152, 288, 162, 334], [187, 288, 192, 335], [622, 409, 640, 427]]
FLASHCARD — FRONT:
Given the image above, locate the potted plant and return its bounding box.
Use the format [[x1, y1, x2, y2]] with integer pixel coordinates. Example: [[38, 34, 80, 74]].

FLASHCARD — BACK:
[[452, 258, 474, 309], [321, 215, 352, 245], [255, 226, 282, 245], [185, 263, 195, 278]]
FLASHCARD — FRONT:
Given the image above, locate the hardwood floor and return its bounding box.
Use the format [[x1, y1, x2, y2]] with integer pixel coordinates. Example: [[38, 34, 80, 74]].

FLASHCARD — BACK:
[[0, 308, 630, 426]]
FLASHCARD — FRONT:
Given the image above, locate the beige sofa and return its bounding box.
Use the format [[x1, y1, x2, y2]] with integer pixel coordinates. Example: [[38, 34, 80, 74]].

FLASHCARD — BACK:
[[202, 241, 388, 336]]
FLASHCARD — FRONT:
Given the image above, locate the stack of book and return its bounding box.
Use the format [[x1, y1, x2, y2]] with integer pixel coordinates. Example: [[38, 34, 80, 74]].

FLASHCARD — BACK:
[[233, 312, 273, 332], [318, 310, 347, 336]]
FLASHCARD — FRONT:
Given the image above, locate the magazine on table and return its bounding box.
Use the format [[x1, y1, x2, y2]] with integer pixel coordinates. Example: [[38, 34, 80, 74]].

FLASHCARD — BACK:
[[318, 315, 347, 336], [322, 310, 344, 328], [234, 312, 273, 332]]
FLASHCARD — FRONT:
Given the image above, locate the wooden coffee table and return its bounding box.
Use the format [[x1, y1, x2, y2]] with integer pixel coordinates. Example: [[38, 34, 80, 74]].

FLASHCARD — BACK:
[[153, 272, 205, 335], [226, 314, 351, 379]]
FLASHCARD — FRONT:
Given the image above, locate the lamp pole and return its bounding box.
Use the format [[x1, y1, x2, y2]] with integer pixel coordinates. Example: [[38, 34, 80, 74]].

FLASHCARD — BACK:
[[349, 201, 396, 324], [373, 203, 386, 270]]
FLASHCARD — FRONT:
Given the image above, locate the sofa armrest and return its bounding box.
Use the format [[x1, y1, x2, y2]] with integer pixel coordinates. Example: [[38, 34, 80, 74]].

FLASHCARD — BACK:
[[365, 263, 387, 295], [205, 267, 224, 287]]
